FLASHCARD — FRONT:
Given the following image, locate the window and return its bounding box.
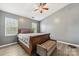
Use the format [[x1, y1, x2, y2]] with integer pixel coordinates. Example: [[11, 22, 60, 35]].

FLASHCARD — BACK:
[[32, 22, 37, 33], [5, 17, 18, 36]]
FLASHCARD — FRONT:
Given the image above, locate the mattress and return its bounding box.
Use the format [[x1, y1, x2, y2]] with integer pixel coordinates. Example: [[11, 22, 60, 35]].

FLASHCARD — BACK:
[[18, 33, 49, 48]]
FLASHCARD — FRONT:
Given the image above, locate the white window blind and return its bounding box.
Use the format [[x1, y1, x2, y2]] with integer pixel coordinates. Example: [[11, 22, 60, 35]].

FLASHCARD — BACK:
[[5, 17, 18, 36], [32, 22, 37, 33]]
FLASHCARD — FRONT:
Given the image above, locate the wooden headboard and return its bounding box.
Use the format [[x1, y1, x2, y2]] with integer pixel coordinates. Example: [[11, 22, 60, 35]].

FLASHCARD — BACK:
[[18, 28, 33, 33]]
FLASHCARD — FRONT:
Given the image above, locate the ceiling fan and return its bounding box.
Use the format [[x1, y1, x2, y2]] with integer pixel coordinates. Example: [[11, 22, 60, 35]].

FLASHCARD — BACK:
[[34, 3, 49, 13]]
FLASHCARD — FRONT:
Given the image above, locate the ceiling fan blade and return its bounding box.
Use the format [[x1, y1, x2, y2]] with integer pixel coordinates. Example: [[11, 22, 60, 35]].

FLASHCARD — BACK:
[[43, 8, 48, 10], [40, 10, 43, 13], [43, 3, 47, 6], [40, 3, 42, 6], [34, 9, 38, 11]]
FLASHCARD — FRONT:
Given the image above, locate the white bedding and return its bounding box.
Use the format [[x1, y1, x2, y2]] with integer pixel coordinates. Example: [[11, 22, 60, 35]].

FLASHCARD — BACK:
[[18, 33, 49, 48]]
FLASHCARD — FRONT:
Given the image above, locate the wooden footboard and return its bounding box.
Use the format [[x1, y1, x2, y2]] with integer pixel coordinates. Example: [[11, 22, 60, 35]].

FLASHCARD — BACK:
[[18, 40, 32, 55], [30, 33, 50, 49], [18, 33, 50, 55]]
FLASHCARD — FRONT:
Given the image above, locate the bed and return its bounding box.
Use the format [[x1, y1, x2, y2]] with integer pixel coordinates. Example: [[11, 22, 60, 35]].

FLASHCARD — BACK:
[[18, 28, 50, 55]]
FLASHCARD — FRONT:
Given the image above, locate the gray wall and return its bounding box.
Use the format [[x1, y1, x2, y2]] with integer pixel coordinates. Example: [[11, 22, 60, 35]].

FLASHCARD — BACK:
[[0, 10, 40, 46], [0, 11, 18, 46], [40, 3, 79, 45], [18, 16, 40, 32]]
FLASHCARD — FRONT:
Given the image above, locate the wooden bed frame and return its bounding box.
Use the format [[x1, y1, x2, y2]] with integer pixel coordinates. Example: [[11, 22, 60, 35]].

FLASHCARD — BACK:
[[18, 29, 50, 55]]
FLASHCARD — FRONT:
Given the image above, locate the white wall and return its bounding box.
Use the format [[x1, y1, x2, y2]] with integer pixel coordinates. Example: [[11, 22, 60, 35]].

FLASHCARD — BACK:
[[40, 4, 79, 44]]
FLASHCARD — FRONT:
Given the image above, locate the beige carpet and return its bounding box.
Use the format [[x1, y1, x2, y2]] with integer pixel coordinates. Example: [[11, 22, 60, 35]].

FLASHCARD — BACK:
[[0, 42, 79, 56]]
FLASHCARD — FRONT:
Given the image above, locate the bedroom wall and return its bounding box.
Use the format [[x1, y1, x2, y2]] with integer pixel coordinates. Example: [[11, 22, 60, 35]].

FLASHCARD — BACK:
[[40, 3, 79, 45], [0, 11, 18, 46], [0, 10, 40, 46], [18, 16, 40, 32]]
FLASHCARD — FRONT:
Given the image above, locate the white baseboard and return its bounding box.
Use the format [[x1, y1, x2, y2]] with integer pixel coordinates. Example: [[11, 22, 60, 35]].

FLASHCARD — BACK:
[[58, 40, 79, 47], [0, 42, 17, 48]]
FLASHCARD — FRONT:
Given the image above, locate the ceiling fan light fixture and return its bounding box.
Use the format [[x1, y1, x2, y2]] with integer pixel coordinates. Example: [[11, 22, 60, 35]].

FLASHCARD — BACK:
[[34, 3, 49, 13]]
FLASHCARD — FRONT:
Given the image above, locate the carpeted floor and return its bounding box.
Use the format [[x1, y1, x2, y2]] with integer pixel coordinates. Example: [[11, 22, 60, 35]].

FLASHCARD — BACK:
[[0, 42, 79, 56]]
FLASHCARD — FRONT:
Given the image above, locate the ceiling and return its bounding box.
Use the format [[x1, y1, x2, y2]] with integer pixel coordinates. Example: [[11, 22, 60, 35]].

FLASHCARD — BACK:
[[0, 3, 70, 21]]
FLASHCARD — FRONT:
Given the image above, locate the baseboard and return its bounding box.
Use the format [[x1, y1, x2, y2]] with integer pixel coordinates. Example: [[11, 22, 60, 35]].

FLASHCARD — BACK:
[[0, 42, 17, 48], [58, 40, 79, 47]]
